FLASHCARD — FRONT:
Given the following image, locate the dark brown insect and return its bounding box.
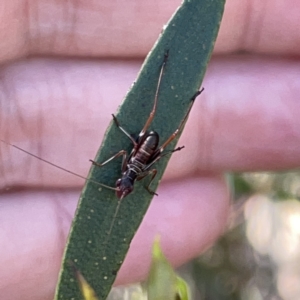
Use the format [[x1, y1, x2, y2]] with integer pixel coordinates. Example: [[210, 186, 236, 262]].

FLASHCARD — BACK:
[[0, 51, 203, 238], [1, 52, 203, 200], [90, 51, 204, 200]]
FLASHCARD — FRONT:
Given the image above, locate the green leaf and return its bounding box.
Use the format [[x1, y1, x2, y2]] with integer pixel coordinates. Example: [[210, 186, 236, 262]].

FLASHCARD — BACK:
[[146, 237, 190, 300], [55, 0, 225, 299]]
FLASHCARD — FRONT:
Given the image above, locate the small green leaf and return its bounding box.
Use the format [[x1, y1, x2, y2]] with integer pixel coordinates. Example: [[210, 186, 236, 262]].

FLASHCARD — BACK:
[[146, 237, 190, 300], [55, 0, 225, 299], [175, 277, 190, 300]]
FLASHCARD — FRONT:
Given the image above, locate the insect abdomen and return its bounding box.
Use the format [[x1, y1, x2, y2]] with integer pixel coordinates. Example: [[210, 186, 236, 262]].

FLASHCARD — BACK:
[[134, 131, 159, 164]]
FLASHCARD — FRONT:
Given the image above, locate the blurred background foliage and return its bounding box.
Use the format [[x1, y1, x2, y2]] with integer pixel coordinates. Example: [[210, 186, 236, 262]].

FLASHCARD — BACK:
[[106, 171, 300, 300]]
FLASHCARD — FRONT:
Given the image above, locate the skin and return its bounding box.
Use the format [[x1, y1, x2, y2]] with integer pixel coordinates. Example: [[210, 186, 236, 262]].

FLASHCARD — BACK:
[[0, 0, 300, 299]]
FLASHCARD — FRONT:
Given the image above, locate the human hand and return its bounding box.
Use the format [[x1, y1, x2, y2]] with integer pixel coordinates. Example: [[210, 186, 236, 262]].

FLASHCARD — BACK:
[[1, 1, 299, 300]]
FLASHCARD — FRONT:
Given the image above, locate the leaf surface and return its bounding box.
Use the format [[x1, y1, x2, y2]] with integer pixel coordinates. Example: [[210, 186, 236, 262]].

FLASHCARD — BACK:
[[55, 0, 225, 299]]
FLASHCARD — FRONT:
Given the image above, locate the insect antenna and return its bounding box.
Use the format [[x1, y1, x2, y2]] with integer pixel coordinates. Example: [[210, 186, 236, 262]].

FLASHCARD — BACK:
[[104, 198, 123, 244], [0, 139, 117, 191]]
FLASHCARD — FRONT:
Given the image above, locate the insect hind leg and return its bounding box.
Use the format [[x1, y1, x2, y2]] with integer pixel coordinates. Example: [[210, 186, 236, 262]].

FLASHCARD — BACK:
[[157, 88, 204, 153], [139, 51, 169, 139]]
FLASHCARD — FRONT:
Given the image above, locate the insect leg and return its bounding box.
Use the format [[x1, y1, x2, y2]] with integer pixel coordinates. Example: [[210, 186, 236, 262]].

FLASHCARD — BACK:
[[139, 51, 169, 138], [157, 88, 204, 153], [89, 150, 127, 172], [137, 169, 158, 195], [140, 145, 184, 173], [112, 114, 137, 147]]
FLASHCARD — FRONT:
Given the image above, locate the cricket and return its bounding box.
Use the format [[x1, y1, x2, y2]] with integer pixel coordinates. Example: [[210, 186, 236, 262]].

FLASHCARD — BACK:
[[1, 51, 203, 237]]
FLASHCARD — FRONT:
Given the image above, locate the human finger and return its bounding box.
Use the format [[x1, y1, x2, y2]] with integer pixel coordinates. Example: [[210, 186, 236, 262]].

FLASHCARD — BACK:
[[1, 56, 299, 188], [1, 0, 300, 62], [0, 175, 229, 300]]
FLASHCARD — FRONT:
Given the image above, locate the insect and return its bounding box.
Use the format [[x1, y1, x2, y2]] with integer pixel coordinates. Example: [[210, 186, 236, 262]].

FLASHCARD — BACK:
[[90, 51, 204, 200], [0, 51, 203, 240], [1, 51, 203, 205]]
